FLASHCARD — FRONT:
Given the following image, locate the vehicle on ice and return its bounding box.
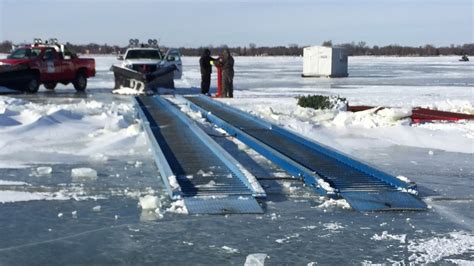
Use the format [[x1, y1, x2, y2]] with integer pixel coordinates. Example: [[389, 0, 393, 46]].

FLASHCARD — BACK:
[[0, 39, 96, 93], [111, 39, 182, 93]]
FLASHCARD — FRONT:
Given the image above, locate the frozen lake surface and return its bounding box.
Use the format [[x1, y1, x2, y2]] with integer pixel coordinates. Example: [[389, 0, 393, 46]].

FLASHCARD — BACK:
[[0, 55, 473, 265]]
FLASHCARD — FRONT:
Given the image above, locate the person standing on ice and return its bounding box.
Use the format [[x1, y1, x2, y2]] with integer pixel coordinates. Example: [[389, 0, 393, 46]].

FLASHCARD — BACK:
[[199, 48, 216, 95], [219, 48, 234, 98]]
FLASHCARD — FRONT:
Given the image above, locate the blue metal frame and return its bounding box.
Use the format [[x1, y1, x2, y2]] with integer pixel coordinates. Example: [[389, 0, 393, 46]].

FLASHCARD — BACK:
[[182, 95, 420, 193], [134, 97, 182, 199], [147, 96, 266, 198], [179, 95, 334, 197]]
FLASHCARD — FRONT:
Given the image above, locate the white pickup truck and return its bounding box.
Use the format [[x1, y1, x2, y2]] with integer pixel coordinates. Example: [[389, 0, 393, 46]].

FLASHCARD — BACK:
[[118, 46, 182, 79], [111, 40, 183, 92]]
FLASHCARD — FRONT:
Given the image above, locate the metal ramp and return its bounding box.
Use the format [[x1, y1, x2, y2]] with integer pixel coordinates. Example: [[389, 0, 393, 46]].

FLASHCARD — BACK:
[[183, 95, 427, 212], [134, 95, 265, 214]]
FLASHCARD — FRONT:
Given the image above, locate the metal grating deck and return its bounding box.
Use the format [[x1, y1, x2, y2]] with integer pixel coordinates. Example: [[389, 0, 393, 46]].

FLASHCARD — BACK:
[[135, 96, 264, 214], [184, 95, 427, 212]]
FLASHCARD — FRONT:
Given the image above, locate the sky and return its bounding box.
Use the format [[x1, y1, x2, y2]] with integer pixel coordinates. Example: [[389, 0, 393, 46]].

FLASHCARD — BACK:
[[0, 0, 473, 47]]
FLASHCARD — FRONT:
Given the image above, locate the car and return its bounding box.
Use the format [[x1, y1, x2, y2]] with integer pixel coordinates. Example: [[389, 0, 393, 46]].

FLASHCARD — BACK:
[[0, 39, 96, 93]]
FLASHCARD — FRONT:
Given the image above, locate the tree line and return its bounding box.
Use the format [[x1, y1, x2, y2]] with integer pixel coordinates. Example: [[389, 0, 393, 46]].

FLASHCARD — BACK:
[[0, 40, 472, 56]]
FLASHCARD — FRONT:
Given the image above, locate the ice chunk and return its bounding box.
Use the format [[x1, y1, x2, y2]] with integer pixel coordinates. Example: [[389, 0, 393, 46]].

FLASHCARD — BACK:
[[0, 180, 29, 186], [396, 175, 411, 183], [316, 198, 351, 210], [323, 222, 344, 231], [244, 253, 267, 266], [166, 200, 188, 214], [372, 231, 407, 243], [36, 166, 52, 176], [221, 246, 239, 254], [316, 178, 335, 193], [139, 195, 161, 210], [92, 205, 101, 212], [71, 168, 98, 181], [90, 153, 108, 162], [140, 209, 163, 221]]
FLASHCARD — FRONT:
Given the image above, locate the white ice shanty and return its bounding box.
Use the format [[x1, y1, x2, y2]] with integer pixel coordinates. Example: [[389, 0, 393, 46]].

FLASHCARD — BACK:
[[302, 46, 348, 78]]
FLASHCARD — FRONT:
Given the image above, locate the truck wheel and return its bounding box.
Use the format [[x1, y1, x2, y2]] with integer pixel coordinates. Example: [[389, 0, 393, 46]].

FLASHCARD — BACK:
[[25, 77, 39, 93], [73, 72, 87, 92], [44, 82, 57, 90]]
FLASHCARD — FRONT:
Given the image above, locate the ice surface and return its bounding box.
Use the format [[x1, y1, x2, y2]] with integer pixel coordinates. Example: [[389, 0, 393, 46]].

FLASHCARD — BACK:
[[71, 168, 98, 180], [0, 55, 472, 264]]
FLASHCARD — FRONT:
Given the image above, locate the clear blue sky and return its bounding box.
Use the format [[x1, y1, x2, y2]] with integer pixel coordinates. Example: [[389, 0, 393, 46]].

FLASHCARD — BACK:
[[1, 0, 472, 47]]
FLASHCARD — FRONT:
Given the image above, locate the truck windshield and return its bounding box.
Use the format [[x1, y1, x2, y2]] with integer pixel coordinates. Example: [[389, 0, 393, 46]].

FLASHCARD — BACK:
[[8, 48, 41, 59], [125, 50, 162, 60]]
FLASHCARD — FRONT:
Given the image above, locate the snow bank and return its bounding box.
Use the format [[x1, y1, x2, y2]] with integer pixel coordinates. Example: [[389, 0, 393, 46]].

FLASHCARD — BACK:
[[229, 98, 473, 154], [0, 97, 146, 168], [423, 99, 474, 115]]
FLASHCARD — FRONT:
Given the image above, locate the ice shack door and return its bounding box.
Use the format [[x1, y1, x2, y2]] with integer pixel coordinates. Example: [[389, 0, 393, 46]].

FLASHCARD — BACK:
[[163, 48, 182, 79]]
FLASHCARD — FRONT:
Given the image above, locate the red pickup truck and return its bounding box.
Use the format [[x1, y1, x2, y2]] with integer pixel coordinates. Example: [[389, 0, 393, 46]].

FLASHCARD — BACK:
[[0, 43, 95, 93]]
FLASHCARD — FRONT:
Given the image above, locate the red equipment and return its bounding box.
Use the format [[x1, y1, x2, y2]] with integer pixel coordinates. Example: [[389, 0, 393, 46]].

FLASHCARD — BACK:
[[213, 65, 222, 98], [347, 105, 474, 123]]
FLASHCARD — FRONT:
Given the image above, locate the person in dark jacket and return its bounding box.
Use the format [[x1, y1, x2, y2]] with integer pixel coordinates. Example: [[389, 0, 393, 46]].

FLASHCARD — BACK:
[[219, 48, 234, 98], [199, 49, 216, 95]]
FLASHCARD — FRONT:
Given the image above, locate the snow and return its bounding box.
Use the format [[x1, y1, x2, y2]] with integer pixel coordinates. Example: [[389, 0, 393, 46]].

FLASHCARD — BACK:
[[112, 86, 144, 95], [407, 231, 474, 264]]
